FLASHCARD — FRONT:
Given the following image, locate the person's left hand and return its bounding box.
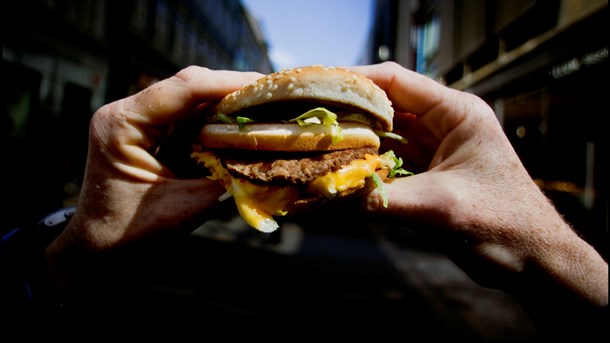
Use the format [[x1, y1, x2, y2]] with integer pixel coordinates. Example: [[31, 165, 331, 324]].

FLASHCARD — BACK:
[[46, 67, 262, 277]]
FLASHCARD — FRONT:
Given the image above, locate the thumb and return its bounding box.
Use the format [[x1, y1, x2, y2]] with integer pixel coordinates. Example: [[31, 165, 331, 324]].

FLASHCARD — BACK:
[[141, 178, 228, 233]]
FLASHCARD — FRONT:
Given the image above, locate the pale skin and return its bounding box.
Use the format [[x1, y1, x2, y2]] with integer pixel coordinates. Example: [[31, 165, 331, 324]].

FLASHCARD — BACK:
[[45, 67, 264, 284], [45, 63, 606, 332], [351, 62, 607, 330]]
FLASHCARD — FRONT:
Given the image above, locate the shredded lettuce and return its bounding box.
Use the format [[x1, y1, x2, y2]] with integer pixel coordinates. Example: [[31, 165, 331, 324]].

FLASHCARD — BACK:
[[213, 113, 234, 124], [212, 113, 256, 132], [236, 116, 255, 130], [215, 107, 344, 141], [338, 113, 374, 126], [382, 150, 413, 178], [371, 150, 414, 208], [375, 130, 409, 144], [289, 107, 343, 144], [370, 172, 389, 208]]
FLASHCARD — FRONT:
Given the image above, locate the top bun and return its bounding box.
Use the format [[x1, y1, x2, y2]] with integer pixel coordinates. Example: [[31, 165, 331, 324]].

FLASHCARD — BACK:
[[215, 65, 394, 131]]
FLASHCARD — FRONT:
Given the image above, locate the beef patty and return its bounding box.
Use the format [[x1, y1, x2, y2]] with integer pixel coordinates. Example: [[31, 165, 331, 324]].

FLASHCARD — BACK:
[[219, 147, 378, 185]]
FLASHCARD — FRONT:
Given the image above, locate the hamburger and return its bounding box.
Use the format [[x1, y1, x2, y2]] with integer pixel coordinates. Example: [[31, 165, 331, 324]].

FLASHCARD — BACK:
[[191, 65, 409, 233]]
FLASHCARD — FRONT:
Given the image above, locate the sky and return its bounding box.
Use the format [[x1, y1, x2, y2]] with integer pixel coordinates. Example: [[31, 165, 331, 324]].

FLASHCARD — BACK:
[[242, 0, 373, 71]]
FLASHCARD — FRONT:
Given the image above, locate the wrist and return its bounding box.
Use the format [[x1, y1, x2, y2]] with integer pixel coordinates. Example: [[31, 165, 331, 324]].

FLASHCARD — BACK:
[[44, 225, 84, 289], [508, 223, 608, 338], [536, 228, 608, 306]]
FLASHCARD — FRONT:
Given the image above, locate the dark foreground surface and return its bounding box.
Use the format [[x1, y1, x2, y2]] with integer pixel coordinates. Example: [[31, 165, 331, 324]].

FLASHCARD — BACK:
[[17, 213, 537, 339]]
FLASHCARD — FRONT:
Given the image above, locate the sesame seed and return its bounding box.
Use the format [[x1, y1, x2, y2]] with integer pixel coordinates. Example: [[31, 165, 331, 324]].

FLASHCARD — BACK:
[[287, 83, 294, 90], [265, 93, 272, 99]]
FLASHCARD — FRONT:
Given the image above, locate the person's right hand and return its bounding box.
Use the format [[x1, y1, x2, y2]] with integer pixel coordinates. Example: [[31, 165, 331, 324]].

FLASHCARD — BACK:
[[350, 62, 607, 314], [44, 67, 262, 287]]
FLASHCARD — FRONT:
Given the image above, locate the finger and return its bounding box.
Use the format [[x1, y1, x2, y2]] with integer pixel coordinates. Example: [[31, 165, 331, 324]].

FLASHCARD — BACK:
[[124, 66, 263, 125], [94, 68, 262, 179], [138, 178, 228, 233], [350, 62, 474, 141], [179, 67, 264, 100], [349, 62, 445, 115]]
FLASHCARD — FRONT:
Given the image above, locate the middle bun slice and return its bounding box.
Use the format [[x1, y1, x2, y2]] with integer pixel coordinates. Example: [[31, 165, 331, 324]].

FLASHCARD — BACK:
[[198, 122, 380, 151]]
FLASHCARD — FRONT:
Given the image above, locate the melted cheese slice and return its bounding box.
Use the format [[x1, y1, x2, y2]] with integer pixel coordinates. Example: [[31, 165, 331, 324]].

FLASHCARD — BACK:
[[192, 151, 388, 233], [307, 154, 382, 197], [230, 179, 298, 233]]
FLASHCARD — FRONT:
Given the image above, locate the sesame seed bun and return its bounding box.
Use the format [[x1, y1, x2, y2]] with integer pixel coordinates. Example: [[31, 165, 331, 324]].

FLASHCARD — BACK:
[[215, 65, 394, 132]]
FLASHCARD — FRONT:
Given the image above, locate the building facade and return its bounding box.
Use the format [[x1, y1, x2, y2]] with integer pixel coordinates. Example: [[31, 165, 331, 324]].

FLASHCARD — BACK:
[[1, 0, 273, 231]]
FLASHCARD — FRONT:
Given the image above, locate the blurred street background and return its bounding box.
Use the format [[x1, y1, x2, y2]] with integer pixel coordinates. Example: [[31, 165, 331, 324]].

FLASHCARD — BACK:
[[2, 0, 607, 339]]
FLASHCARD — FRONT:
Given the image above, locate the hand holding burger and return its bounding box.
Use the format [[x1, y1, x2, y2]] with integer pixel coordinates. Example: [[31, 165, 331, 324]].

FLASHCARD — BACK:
[[191, 65, 410, 233], [43, 67, 264, 286], [350, 62, 607, 336]]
